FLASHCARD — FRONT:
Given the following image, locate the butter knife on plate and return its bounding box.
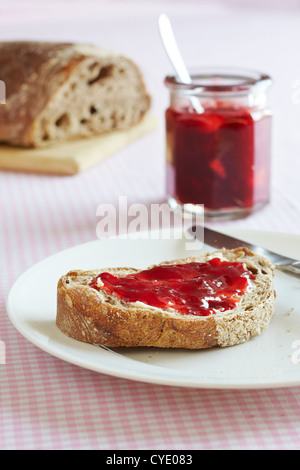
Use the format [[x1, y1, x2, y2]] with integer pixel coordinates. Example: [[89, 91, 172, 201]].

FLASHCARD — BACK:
[[188, 226, 300, 276]]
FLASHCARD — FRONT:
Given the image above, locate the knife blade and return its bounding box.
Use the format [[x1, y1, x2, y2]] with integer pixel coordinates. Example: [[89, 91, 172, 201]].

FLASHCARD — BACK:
[[188, 226, 300, 276]]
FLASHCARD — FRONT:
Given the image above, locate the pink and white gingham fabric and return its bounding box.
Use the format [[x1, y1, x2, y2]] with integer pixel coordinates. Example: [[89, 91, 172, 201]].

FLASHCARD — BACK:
[[1, 0, 300, 450]]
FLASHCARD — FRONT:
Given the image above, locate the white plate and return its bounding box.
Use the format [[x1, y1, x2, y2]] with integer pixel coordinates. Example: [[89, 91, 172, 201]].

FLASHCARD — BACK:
[[6, 229, 300, 389]]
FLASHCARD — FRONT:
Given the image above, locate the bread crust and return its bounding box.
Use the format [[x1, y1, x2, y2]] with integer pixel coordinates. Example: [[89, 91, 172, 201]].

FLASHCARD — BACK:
[[56, 248, 275, 349], [0, 41, 151, 147]]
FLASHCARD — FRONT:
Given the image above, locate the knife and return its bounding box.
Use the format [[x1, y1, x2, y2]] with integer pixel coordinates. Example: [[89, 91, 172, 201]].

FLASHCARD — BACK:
[[188, 226, 300, 276]]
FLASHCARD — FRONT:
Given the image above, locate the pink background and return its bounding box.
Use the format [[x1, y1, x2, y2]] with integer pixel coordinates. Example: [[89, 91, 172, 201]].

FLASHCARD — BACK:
[[1, 0, 300, 450]]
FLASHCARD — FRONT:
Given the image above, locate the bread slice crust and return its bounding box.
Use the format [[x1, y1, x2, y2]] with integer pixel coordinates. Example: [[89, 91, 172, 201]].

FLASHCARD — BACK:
[[56, 247, 275, 349]]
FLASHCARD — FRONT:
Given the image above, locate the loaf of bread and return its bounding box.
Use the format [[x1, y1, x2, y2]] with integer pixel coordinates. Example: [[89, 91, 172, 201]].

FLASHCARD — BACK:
[[56, 247, 275, 349], [0, 41, 151, 147]]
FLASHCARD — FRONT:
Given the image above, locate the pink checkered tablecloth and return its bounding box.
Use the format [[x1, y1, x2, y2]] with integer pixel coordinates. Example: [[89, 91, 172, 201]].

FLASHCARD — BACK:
[[1, 0, 300, 451]]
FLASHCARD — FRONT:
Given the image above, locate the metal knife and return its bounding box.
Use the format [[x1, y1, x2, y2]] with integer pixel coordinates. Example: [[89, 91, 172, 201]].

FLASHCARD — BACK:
[[188, 226, 300, 276]]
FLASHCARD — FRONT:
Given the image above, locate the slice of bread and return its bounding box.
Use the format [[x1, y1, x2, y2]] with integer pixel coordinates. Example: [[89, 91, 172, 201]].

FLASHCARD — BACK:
[[0, 42, 151, 147], [56, 247, 275, 349]]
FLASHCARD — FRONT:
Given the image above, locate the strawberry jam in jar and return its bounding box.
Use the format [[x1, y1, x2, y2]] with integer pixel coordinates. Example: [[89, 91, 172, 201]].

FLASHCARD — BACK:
[[165, 68, 272, 219]]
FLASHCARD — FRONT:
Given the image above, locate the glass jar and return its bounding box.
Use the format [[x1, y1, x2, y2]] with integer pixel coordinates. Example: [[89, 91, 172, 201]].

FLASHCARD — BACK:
[[164, 67, 272, 219]]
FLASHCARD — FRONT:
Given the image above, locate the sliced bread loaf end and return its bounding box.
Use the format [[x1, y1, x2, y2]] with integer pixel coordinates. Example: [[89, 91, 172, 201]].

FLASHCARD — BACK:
[[0, 42, 151, 147]]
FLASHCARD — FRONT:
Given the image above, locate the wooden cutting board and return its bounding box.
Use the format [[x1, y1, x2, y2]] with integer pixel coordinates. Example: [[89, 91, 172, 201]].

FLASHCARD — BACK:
[[0, 115, 158, 175]]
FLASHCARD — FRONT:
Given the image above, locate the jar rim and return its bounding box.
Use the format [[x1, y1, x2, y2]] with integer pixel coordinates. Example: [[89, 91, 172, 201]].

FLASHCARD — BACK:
[[164, 66, 272, 94]]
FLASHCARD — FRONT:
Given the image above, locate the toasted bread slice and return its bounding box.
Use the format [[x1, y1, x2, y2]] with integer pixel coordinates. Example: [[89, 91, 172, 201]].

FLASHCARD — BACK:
[[56, 247, 275, 349]]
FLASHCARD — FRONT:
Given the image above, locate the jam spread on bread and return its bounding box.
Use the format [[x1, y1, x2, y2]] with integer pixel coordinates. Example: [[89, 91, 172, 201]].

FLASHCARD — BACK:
[[89, 258, 255, 316]]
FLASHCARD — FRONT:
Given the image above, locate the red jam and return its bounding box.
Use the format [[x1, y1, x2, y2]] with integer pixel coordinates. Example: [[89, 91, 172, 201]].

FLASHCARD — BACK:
[[89, 258, 255, 317], [166, 106, 271, 212]]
